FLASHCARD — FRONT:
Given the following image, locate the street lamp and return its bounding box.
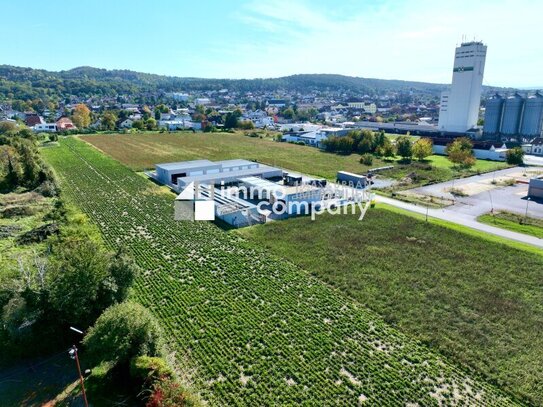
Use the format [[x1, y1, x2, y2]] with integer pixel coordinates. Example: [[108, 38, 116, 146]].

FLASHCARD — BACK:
[[524, 197, 531, 223], [68, 326, 89, 407], [69, 346, 89, 407]]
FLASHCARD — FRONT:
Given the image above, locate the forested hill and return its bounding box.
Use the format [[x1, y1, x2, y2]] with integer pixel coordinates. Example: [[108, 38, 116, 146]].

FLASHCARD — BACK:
[[0, 64, 511, 101]]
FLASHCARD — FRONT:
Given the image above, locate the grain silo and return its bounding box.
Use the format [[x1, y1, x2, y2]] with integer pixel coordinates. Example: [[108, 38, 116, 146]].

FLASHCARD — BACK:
[[520, 92, 543, 138], [483, 93, 504, 136], [500, 93, 524, 136]]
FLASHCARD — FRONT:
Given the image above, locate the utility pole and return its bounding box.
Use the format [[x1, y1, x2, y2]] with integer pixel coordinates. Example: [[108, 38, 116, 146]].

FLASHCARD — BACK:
[[425, 203, 429, 222], [69, 345, 89, 407]]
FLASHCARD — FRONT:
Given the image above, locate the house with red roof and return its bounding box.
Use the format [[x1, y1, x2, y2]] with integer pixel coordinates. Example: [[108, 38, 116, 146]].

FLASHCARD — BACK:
[[56, 117, 77, 131], [24, 113, 44, 127]]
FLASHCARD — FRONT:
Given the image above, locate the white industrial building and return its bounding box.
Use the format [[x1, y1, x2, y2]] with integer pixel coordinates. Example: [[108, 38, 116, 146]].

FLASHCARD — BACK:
[[438, 41, 487, 133], [151, 159, 372, 227], [153, 159, 283, 191]]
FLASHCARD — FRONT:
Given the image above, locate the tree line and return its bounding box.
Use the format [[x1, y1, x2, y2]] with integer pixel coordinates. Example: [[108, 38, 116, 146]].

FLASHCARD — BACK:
[[0, 133, 198, 405]]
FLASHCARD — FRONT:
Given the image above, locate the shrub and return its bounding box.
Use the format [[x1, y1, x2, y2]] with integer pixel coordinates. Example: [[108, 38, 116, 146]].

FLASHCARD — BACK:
[[83, 301, 163, 366], [0, 205, 36, 218], [35, 180, 58, 197], [506, 147, 524, 165], [130, 356, 173, 384], [146, 378, 186, 407], [360, 154, 373, 166]]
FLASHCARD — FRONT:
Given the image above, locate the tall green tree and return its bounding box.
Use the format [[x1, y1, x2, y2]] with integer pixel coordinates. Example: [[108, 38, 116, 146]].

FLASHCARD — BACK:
[[396, 136, 413, 160], [101, 112, 117, 130], [412, 138, 433, 161]]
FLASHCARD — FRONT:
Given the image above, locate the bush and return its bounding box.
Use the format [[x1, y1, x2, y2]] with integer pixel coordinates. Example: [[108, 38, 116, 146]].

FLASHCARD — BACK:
[[83, 302, 164, 366], [360, 154, 373, 166], [506, 147, 524, 165], [35, 180, 58, 197], [237, 120, 255, 130], [146, 378, 187, 407], [130, 356, 173, 384], [0, 205, 37, 218]]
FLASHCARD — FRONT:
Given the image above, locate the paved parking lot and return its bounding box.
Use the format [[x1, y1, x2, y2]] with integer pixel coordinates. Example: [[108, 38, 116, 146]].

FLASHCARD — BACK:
[[406, 167, 543, 219]]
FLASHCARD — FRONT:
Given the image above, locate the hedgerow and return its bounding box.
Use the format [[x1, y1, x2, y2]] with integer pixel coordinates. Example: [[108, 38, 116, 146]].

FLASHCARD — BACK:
[[41, 137, 520, 405]]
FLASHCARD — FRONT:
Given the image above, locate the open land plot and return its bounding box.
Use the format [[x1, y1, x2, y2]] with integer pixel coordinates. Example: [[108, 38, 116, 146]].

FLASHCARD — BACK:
[[41, 137, 520, 406], [80, 132, 508, 187], [403, 167, 543, 219], [238, 207, 543, 405]]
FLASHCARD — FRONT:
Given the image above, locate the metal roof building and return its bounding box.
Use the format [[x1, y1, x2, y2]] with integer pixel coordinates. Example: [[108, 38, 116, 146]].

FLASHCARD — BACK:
[[154, 159, 283, 191]]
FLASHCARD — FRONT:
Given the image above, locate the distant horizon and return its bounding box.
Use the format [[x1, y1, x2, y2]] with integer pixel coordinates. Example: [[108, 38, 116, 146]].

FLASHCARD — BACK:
[[1, 1, 541, 88], [3, 63, 542, 91]]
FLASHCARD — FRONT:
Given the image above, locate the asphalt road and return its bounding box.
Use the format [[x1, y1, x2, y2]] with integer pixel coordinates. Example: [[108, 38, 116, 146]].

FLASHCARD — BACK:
[[377, 195, 543, 249]]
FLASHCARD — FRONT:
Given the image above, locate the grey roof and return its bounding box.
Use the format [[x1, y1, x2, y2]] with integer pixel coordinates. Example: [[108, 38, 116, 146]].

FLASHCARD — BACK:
[[156, 159, 215, 170], [215, 159, 256, 167], [177, 165, 283, 188]]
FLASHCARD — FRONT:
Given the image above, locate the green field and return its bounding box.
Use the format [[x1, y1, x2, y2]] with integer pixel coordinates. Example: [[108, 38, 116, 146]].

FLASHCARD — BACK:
[[478, 211, 543, 239], [239, 208, 543, 405], [80, 132, 508, 186], [41, 137, 519, 405]]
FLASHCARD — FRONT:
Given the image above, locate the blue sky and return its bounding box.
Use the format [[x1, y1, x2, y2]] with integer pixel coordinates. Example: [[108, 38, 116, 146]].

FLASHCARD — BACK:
[[1, 0, 541, 87]]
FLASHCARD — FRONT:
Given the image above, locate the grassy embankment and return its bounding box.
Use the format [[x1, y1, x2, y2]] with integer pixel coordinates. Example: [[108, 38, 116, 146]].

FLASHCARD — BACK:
[[478, 211, 543, 239]]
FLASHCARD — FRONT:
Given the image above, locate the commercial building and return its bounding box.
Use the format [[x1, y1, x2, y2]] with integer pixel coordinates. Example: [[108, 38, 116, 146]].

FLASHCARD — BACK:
[[154, 159, 283, 191], [438, 41, 487, 133], [151, 159, 372, 227], [483, 92, 543, 139]]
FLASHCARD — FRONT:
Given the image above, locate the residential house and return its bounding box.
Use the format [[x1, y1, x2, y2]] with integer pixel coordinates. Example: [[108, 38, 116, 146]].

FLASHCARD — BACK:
[[25, 113, 45, 127], [528, 137, 543, 156], [56, 117, 77, 131], [34, 123, 58, 132]]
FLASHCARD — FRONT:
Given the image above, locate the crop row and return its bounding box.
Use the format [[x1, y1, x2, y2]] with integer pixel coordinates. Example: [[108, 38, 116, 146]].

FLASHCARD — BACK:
[[41, 138, 520, 406]]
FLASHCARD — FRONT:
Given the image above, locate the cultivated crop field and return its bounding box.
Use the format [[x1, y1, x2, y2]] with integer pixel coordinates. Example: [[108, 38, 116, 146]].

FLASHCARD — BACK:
[[81, 132, 507, 183], [239, 208, 543, 405], [42, 137, 519, 405]]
